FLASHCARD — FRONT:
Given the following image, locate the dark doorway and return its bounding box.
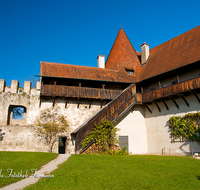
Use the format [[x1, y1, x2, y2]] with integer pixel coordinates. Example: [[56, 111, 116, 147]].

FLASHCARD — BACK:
[[59, 137, 67, 154]]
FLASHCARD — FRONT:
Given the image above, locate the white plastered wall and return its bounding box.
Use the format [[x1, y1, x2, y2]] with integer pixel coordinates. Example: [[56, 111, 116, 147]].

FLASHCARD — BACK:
[[116, 105, 148, 154], [145, 93, 200, 155]]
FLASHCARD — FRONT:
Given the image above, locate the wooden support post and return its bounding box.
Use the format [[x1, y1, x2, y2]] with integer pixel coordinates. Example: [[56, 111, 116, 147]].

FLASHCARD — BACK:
[[78, 83, 81, 99], [101, 100, 103, 108], [102, 84, 105, 89], [89, 99, 92, 109], [153, 101, 161, 112], [77, 98, 80, 108], [65, 98, 68, 108], [141, 87, 143, 93], [53, 97, 55, 107], [143, 103, 152, 114], [158, 81, 161, 88], [180, 95, 189, 107], [193, 92, 200, 103], [39, 98, 41, 108], [177, 74, 179, 83], [162, 100, 169, 110], [171, 98, 179, 109]]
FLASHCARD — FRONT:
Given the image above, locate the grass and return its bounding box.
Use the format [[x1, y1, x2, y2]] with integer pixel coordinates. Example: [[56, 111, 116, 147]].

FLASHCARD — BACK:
[[0, 151, 58, 187], [25, 154, 200, 190]]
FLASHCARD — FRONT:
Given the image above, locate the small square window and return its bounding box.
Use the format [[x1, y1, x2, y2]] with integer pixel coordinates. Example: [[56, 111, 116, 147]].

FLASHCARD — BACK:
[[126, 70, 134, 75], [12, 107, 24, 119]]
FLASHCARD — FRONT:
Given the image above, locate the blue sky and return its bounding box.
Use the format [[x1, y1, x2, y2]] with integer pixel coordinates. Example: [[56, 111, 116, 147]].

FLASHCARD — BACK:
[[0, 0, 199, 87]]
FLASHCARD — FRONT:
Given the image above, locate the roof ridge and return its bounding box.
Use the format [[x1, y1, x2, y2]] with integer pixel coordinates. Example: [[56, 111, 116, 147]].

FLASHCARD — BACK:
[[40, 61, 122, 73], [150, 25, 200, 51]]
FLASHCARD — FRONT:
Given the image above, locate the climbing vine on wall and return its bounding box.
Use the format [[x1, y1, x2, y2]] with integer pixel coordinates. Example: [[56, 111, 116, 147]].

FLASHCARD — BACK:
[[169, 112, 200, 142]]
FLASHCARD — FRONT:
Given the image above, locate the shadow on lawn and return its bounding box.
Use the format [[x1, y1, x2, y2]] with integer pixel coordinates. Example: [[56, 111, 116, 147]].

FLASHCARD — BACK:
[[197, 176, 200, 180]]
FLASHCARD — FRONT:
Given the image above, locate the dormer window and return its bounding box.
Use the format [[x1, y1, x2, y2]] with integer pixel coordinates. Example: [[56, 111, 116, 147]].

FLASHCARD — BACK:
[[126, 70, 134, 75]]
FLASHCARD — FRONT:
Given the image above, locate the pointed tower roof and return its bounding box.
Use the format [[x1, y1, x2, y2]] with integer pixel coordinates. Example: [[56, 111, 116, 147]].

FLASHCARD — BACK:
[[105, 28, 141, 71]]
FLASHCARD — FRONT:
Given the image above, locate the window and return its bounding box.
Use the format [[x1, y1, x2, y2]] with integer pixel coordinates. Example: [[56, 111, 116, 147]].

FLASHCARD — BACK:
[[119, 136, 129, 152], [125, 69, 134, 75], [127, 70, 134, 75], [12, 107, 24, 119], [7, 105, 27, 125]]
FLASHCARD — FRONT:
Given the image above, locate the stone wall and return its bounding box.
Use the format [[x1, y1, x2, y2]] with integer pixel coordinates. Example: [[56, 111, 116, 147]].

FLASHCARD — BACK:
[[0, 79, 106, 154]]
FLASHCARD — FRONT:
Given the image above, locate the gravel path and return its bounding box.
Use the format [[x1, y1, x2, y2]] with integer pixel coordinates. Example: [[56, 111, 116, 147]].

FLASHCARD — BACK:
[[0, 154, 71, 190]]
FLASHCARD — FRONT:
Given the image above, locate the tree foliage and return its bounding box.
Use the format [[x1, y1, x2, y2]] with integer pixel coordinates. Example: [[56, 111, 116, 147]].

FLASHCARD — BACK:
[[81, 119, 119, 152], [169, 112, 200, 142], [34, 107, 69, 152]]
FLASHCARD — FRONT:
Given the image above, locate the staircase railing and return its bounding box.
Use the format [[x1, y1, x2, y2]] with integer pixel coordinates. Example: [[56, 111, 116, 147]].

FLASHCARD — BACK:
[[73, 83, 140, 152]]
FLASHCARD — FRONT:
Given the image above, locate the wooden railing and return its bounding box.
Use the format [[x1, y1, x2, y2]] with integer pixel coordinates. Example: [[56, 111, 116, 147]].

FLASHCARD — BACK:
[[143, 77, 200, 102], [74, 83, 141, 152], [41, 84, 122, 100]]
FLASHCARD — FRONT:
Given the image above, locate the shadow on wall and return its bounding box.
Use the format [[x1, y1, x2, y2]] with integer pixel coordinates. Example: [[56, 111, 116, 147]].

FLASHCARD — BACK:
[[179, 141, 200, 155]]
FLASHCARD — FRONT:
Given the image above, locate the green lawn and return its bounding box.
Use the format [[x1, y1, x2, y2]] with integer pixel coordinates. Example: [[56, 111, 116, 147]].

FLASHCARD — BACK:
[[0, 151, 58, 187], [25, 154, 200, 190]]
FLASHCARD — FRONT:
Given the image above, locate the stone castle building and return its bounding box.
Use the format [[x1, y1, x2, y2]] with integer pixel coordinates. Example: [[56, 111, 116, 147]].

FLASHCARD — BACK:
[[1, 25, 200, 155]]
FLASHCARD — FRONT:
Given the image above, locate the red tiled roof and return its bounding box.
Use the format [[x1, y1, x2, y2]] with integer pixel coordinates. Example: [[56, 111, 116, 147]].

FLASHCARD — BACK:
[[40, 26, 200, 84], [41, 62, 136, 83], [105, 28, 141, 72], [139, 25, 200, 81]]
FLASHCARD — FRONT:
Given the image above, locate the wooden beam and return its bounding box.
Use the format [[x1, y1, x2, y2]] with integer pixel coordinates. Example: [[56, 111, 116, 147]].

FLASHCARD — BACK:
[[171, 98, 179, 109], [180, 95, 189, 107], [193, 92, 200, 104], [153, 101, 161, 112], [143, 103, 152, 114], [162, 100, 169, 110]]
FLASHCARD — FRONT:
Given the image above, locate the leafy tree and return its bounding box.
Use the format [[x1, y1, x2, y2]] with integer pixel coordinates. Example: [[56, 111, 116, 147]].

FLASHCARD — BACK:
[[81, 119, 119, 152], [34, 107, 68, 152], [169, 112, 200, 142]]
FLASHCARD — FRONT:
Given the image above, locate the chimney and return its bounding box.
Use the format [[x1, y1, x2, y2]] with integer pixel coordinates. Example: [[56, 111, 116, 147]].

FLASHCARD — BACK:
[[97, 55, 105, 69], [140, 42, 149, 65]]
